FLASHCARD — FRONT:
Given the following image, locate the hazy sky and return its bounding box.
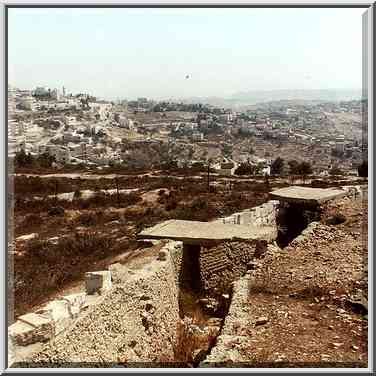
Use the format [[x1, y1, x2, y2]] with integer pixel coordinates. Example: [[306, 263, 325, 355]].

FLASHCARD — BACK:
[[8, 7, 365, 100]]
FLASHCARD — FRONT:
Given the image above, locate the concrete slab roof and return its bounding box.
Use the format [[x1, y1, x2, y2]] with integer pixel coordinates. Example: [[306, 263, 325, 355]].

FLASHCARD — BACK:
[[269, 186, 346, 204], [138, 219, 275, 244]]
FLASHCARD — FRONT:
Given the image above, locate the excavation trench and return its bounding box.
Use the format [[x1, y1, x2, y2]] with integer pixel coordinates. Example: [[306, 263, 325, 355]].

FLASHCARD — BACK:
[[276, 201, 322, 248], [174, 243, 232, 367]]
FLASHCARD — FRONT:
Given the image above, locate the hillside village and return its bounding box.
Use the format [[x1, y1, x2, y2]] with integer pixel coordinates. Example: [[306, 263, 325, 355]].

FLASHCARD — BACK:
[[9, 85, 366, 177]]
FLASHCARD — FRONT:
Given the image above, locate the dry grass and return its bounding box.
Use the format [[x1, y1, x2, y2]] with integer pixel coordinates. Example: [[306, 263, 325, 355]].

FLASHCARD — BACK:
[[172, 319, 217, 366], [14, 191, 143, 213], [74, 210, 121, 227], [14, 232, 115, 316], [178, 289, 209, 325]]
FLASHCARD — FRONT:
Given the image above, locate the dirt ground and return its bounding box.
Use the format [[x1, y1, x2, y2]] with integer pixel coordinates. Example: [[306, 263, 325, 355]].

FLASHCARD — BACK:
[[244, 196, 368, 367]]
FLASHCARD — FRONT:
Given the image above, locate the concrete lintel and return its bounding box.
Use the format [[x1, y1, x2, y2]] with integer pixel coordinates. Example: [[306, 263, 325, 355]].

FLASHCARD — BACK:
[[138, 219, 275, 244], [269, 186, 346, 204]]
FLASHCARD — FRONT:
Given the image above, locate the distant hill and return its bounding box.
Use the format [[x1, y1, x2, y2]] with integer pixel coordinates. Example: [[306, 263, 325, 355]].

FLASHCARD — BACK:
[[178, 89, 362, 109], [230, 89, 362, 104]]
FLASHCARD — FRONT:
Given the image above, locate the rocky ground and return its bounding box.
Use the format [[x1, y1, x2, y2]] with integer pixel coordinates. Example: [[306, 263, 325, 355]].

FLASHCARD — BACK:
[[10, 174, 368, 368], [206, 195, 368, 367], [17, 241, 180, 367]]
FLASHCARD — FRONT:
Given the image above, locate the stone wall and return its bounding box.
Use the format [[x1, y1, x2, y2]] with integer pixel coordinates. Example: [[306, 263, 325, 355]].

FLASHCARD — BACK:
[[218, 200, 279, 228], [200, 273, 252, 366], [168, 241, 184, 287], [289, 221, 320, 246], [341, 185, 367, 200], [199, 240, 267, 295], [19, 241, 181, 366]]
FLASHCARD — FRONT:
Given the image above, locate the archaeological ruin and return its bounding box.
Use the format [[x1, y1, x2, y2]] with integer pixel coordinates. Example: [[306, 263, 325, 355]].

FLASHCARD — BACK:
[[8, 184, 366, 367]]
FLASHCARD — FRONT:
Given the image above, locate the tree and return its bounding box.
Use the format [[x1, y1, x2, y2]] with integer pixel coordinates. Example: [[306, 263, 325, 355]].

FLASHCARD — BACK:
[[299, 161, 313, 176], [288, 160, 300, 175], [222, 144, 233, 158], [36, 152, 56, 168], [270, 157, 285, 176], [329, 166, 343, 176], [345, 149, 353, 158], [15, 149, 34, 168], [298, 161, 313, 183], [188, 147, 194, 160], [234, 163, 255, 176], [358, 161, 368, 177], [331, 148, 344, 159], [264, 173, 270, 188], [255, 162, 266, 175]]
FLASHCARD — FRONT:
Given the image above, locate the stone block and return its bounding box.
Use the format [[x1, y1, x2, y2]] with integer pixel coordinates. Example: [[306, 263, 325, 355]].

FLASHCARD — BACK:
[[9, 313, 55, 346], [255, 316, 269, 326], [15, 233, 38, 242], [85, 271, 112, 295], [35, 293, 87, 335], [35, 300, 70, 336], [62, 292, 87, 315], [8, 335, 15, 366]]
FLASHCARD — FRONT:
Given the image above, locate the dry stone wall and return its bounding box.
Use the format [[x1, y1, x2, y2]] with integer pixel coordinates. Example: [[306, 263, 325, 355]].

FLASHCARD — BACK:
[[168, 241, 184, 287], [199, 240, 267, 295], [200, 273, 252, 366], [198, 200, 278, 295]]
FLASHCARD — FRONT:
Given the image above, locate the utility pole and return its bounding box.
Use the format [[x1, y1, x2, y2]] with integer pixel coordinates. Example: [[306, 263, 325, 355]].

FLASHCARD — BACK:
[[115, 177, 120, 207], [207, 160, 210, 192], [264, 173, 270, 189], [54, 180, 58, 202], [83, 144, 87, 166]]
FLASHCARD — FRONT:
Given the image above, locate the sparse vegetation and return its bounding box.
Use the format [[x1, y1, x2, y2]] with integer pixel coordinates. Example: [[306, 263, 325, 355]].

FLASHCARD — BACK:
[[12, 168, 365, 325], [234, 163, 255, 176], [14, 232, 115, 316], [329, 166, 344, 176], [270, 157, 285, 176], [173, 318, 217, 366]]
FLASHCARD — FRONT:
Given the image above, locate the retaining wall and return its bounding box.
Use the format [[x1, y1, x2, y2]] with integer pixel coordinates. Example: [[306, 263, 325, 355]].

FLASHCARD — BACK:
[[13, 241, 182, 366], [199, 240, 267, 295], [168, 241, 184, 287], [200, 274, 252, 366]]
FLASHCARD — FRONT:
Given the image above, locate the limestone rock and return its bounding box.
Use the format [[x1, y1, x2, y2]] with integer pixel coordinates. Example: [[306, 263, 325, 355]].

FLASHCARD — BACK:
[[254, 316, 268, 326], [9, 313, 55, 346]]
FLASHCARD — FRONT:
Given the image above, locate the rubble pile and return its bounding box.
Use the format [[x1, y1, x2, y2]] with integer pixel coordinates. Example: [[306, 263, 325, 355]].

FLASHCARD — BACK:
[[201, 196, 367, 367]]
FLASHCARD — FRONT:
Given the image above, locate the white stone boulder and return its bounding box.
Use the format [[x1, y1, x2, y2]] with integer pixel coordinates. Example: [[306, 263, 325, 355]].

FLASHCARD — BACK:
[[15, 233, 38, 242], [35, 293, 86, 335]]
